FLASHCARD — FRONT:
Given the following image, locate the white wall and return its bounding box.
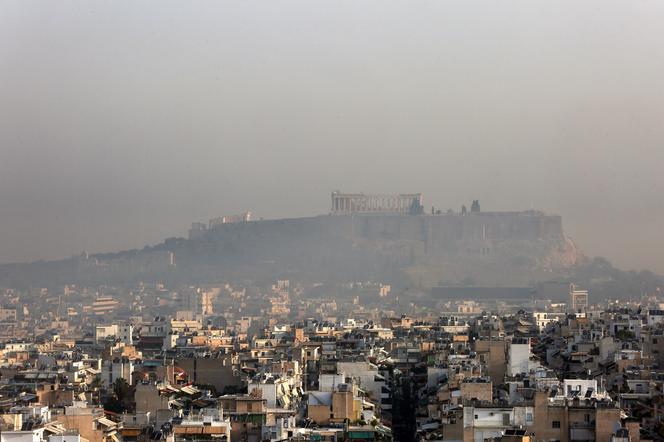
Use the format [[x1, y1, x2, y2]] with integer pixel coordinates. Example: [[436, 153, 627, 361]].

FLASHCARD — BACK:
[[508, 342, 530, 376]]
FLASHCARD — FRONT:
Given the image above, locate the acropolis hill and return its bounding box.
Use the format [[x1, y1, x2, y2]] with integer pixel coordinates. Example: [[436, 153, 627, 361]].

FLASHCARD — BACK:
[[0, 193, 581, 288], [179, 208, 579, 287]]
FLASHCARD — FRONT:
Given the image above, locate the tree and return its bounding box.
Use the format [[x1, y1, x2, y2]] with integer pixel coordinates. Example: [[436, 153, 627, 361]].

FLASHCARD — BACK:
[[222, 384, 247, 395], [409, 198, 424, 215], [90, 375, 102, 390], [113, 378, 131, 402], [103, 378, 133, 413], [194, 383, 218, 397], [89, 375, 103, 405]]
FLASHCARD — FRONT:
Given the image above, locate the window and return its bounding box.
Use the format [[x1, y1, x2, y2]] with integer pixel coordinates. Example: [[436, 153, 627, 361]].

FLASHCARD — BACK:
[[584, 414, 590, 422], [552, 421, 561, 428], [526, 413, 533, 422]]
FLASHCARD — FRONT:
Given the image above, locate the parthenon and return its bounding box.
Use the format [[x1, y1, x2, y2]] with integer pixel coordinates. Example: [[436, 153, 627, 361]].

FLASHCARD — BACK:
[[331, 192, 423, 214]]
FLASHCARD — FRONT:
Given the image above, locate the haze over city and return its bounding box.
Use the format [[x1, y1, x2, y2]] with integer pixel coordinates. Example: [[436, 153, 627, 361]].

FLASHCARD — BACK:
[[2, 0, 664, 273], [5, 3, 664, 442]]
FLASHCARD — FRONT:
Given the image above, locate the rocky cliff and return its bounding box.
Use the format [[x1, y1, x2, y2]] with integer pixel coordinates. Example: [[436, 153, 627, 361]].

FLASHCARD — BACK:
[[0, 211, 581, 288]]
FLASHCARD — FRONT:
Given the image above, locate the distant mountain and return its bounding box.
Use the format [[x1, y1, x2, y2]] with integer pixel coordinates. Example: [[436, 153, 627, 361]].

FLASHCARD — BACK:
[[567, 256, 664, 301]]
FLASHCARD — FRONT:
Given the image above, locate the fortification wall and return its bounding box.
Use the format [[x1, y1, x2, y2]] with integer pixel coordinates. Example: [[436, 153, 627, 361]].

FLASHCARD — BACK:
[[198, 211, 564, 267], [204, 212, 563, 254], [344, 212, 563, 254]]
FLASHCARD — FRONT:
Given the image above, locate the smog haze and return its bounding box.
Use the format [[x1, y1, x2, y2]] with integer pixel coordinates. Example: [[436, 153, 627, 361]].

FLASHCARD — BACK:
[[2, 0, 664, 272]]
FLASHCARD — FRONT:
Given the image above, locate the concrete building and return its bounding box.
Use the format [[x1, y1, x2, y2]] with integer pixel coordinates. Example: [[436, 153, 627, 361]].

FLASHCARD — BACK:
[[307, 384, 363, 425], [247, 373, 299, 409], [532, 388, 620, 442], [94, 324, 133, 345], [0, 427, 45, 442], [91, 297, 119, 317], [0, 308, 17, 322], [508, 338, 533, 377], [48, 434, 81, 442], [173, 408, 231, 442], [475, 339, 507, 385], [569, 285, 589, 313], [463, 405, 534, 442], [533, 312, 565, 332], [176, 355, 241, 394], [460, 379, 493, 402], [55, 404, 121, 442], [102, 358, 134, 387], [336, 361, 390, 411]]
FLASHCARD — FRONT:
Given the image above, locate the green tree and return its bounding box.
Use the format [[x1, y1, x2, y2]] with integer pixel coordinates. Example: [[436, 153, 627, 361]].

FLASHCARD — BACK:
[[103, 378, 133, 413], [409, 198, 424, 215]]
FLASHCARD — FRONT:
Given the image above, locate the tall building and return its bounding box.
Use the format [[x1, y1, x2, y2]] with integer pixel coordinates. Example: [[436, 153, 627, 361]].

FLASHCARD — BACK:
[[200, 291, 214, 316], [569, 284, 589, 313]]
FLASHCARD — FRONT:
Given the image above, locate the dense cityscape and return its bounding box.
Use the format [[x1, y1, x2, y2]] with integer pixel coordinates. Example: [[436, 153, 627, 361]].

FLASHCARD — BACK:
[[3, 1, 663, 441], [0, 195, 662, 442]]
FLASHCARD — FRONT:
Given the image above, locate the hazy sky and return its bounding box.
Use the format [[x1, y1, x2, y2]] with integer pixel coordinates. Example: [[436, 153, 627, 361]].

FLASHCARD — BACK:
[[1, 1, 664, 272]]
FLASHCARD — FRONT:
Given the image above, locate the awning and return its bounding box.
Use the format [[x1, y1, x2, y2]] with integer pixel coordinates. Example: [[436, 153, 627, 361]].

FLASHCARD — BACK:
[[181, 386, 199, 395], [170, 399, 185, 408], [174, 426, 228, 435], [43, 423, 67, 435], [96, 417, 118, 428]]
